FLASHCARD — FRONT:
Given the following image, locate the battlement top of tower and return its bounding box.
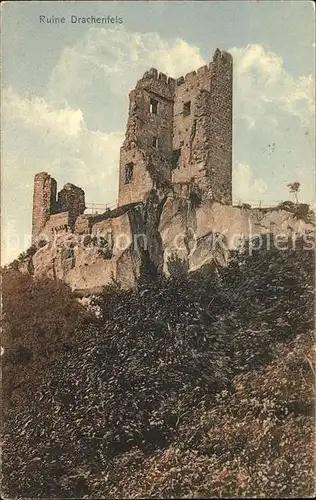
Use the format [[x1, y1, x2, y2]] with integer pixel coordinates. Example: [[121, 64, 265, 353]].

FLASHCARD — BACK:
[[137, 67, 176, 89], [175, 64, 209, 86], [137, 48, 233, 87], [212, 48, 233, 64], [133, 48, 232, 93]]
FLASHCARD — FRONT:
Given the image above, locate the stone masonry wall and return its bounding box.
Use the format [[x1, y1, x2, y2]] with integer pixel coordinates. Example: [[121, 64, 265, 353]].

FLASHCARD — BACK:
[[208, 49, 233, 204], [31, 174, 85, 242], [42, 212, 70, 239], [172, 50, 233, 203], [118, 70, 175, 207], [57, 183, 86, 230], [32, 172, 57, 242], [118, 48, 233, 207], [172, 64, 211, 158], [172, 88, 213, 191]]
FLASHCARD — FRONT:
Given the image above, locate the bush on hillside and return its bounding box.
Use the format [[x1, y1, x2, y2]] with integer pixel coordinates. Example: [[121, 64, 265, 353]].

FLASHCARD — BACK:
[[1, 236, 315, 498], [1, 269, 84, 412], [277, 201, 314, 223]]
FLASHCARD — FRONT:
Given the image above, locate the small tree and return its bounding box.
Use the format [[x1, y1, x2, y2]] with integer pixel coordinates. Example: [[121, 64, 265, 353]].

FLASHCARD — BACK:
[[287, 181, 300, 204]]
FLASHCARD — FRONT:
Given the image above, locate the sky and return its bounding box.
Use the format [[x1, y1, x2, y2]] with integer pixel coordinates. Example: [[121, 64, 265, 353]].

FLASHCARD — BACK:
[[1, 0, 315, 264]]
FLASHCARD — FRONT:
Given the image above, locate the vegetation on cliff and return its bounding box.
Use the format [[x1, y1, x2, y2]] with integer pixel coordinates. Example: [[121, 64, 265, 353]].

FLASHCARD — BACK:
[[1, 235, 314, 498]]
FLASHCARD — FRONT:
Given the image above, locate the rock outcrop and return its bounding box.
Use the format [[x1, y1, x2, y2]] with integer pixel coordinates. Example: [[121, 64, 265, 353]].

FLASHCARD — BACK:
[[14, 194, 314, 294]]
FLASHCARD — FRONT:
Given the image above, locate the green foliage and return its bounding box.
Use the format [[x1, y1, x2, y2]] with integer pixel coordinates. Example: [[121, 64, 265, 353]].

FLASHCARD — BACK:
[[1, 237, 315, 498], [1, 269, 84, 412], [166, 253, 189, 278], [287, 181, 300, 203], [240, 202, 251, 210], [277, 200, 314, 223], [18, 244, 38, 260], [8, 244, 38, 270]]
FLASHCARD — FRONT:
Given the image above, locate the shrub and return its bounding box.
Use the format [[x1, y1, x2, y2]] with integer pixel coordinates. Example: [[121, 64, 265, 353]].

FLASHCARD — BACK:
[[1, 269, 84, 412], [1, 236, 314, 498]]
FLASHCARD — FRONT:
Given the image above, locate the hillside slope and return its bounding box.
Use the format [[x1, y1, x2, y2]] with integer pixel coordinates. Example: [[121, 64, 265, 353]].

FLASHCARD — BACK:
[[2, 235, 315, 498]]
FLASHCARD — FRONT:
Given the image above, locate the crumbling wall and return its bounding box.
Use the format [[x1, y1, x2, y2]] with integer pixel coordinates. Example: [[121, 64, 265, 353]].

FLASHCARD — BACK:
[[32, 172, 57, 242], [31, 172, 86, 243], [57, 183, 86, 230], [134, 69, 175, 154], [159, 198, 315, 275], [118, 69, 175, 207], [172, 64, 211, 157], [43, 212, 70, 239], [118, 49, 233, 207], [172, 88, 213, 195], [118, 147, 153, 207]]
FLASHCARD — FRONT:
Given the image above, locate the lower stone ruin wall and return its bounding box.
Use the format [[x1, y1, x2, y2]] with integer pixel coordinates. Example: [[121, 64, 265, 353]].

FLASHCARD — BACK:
[[23, 196, 315, 294]]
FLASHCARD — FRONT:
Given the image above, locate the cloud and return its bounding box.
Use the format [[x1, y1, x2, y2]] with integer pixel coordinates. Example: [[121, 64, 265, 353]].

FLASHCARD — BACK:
[[1, 216, 32, 266], [233, 162, 268, 204], [47, 27, 206, 103], [2, 87, 124, 264], [3, 87, 123, 198], [231, 44, 315, 129], [231, 44, 314, 207], [3, 87, 84, 137]]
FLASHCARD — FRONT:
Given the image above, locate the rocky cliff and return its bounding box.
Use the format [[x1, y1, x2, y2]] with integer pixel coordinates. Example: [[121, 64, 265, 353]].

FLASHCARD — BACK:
[[14, 194, 314, 294]]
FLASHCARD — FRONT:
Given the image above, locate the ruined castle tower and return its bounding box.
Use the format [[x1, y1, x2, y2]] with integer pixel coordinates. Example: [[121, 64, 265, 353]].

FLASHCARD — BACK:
[[118, 68, 176, 206], [32, 172, 58, 241], [31, 173, 85, 242], [118, 48, 233, 206], [31, 48, 232, 243]]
